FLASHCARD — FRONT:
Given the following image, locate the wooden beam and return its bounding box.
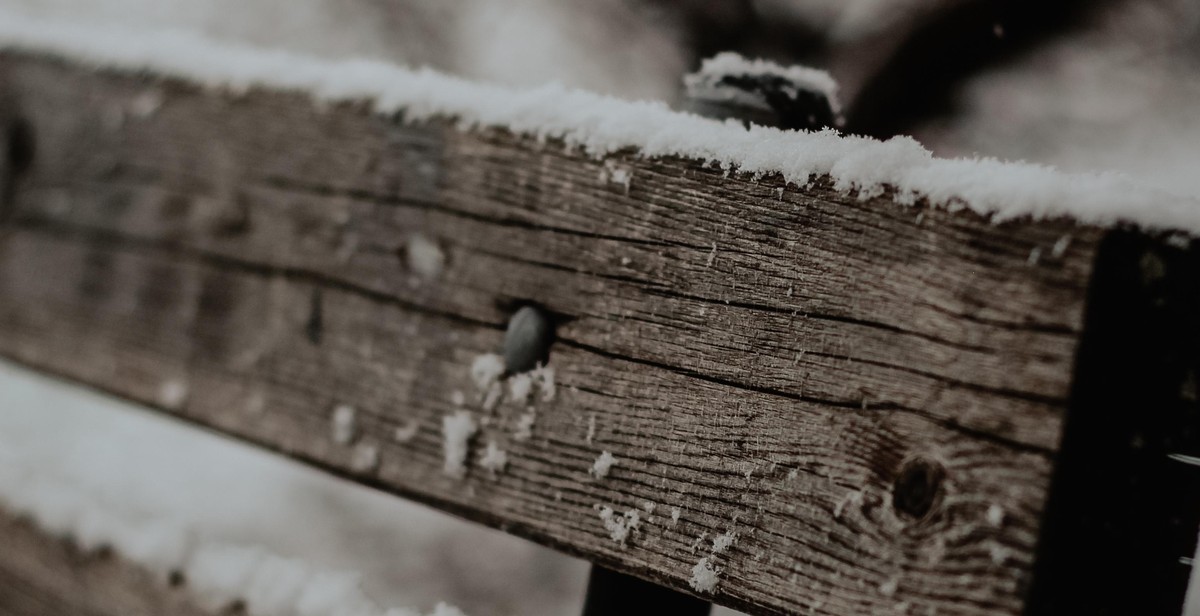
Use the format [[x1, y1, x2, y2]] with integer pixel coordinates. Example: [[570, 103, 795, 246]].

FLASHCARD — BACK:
[[0, 510, 216, 616], [0, 52, 1107, 615]]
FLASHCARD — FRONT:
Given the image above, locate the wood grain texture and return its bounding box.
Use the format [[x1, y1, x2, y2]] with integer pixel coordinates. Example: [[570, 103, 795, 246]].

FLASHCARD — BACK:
[[0, 510, 218, 616], [0, 53, 1107, 615]]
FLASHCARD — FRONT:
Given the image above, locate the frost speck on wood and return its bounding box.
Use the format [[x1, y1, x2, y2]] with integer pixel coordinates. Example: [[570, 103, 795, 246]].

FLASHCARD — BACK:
[[590, 451, 616, 479], [157, 379, 189, 410], [469, 354, 505, 391], [689, 557, 721, 593], [478, 440, 508, 477], [596, 505, 640, 545], [441, 410, 477, 479], [331, 404, 357, 445]]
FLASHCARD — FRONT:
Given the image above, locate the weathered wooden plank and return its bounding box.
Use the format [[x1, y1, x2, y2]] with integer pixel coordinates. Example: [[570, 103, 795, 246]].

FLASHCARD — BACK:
[[0, 53, 1105, 615], [0, 510, 217, 616]]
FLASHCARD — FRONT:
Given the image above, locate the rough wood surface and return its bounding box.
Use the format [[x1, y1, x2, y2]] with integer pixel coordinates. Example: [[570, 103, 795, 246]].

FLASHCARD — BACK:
[[0, 53, 1107, 615], [0, 510, 217, 616]]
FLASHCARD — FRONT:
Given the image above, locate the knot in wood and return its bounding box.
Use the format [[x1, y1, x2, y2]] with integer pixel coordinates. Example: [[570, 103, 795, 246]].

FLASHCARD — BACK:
[[892, 456, 945, 520]]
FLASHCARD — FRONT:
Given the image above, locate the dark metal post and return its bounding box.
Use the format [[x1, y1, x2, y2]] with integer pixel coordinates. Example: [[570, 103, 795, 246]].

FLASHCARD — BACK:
[[581, 566, 711, 616], [1025, 230, 1200, 615]]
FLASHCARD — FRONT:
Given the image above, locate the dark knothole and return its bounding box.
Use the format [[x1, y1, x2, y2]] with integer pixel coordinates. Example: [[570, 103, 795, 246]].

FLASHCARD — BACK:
[[892, 456, 945, 520]]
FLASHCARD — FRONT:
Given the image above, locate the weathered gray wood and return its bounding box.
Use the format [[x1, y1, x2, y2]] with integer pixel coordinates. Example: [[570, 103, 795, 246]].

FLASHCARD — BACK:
[[0, 53, 1106, 615], [0, 510, 218, 616]]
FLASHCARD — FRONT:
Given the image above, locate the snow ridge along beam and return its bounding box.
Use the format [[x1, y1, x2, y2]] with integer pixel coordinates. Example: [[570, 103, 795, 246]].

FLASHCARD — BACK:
[[0, 52, 1187, 615]]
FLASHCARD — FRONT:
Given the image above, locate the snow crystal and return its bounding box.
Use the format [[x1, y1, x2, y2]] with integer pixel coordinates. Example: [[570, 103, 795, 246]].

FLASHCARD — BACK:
[[711, 530, 737, 555], [597, 506, 640, 545], [470, 354, 505, 391], [513, 410, 536, 441], [986, 504, 1005, 527], [450, 390, 466, 407], [478, 440, 508, 476], [590, 451, 616, 479], [331, 404, 357, 445], [393, 420, 420, 443], [670, 507, 681, 526], [3, 12, 1193, 234], [879, 576, 899, 597], [585, 413, 596, 444], [405, 233, 445, 280], [642, 501, 656, 515], [350, 444, 379, 472], [508, 373, 533, 403], [441, 410, 477, 478], [689, 557, 720, 593]]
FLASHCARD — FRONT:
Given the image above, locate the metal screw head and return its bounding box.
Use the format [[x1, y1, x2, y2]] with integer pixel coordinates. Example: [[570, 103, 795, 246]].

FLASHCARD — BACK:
[[504, 305, 554, 374]]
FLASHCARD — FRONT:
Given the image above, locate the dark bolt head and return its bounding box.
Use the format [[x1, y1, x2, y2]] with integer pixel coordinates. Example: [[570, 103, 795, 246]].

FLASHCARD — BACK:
[[504, 305, 554, 374]]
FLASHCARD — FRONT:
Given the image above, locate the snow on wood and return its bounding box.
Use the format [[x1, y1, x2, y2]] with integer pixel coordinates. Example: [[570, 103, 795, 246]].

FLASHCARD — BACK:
[[0, 458, 464, 616], [1, 10, 1197, 234], [689, 557, 720, 593], [590, 451, 616, 479], [440, 411, 476, 479], [468, 354, 504, 391], [478, 440, 507, 477], [331, 404, 358, 445], [596, 506, 640, 545], [683, 51, 843, 115]]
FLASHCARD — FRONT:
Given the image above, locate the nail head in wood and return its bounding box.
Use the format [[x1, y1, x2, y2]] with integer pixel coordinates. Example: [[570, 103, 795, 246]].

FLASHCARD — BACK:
[[504, 304, 553, 374]]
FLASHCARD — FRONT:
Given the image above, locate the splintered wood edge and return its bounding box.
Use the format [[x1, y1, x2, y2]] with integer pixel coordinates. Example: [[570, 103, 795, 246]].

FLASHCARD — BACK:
[[0, 52, 1107, 615]]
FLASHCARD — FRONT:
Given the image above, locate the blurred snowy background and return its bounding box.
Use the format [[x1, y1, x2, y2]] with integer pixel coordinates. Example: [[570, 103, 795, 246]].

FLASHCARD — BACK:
[[0, 0, 1198, 614]]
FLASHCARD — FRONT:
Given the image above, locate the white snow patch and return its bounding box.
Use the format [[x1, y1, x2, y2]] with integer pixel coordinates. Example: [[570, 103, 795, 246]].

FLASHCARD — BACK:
[[405, 234, 445, 280], [596, 506, 640, 545], [585, 413, 596, 444], [450, 390, 466, 407], [478, 440, 508, 477], [469, 354, 505, 391], [689, 557, 720, 593], [1, 12, 1192, 234], [508, 373, 533, 404], [711, 530, 737, 555], [331, 404, 357, 445], [441, 410, 477, 479], [590, 451, 616, 479], [880, 576, 899, 597], [670, 507, 681, 527]]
